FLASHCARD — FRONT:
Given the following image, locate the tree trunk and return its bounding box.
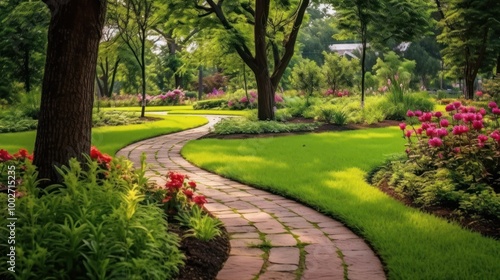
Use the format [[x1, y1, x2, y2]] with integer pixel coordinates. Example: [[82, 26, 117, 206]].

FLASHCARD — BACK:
[[464, 76, 474, 99], [34, 0, 107, 184], [140, 35, 147, 118], [256, 71, 274, 120], [360, 34, 367, 109], [24, 48, 31, 93], [497, 53, 500, 76]]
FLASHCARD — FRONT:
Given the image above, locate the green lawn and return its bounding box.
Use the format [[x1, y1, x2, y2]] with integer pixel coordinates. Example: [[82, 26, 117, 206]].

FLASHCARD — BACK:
[[182, 127, 500, 280], [101, 105, 250, 116], [0, 114, 207, 155]]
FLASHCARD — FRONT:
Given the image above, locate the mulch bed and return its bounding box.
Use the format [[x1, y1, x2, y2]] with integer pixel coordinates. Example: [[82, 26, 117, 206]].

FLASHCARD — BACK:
[[170, 224, 230, 280]]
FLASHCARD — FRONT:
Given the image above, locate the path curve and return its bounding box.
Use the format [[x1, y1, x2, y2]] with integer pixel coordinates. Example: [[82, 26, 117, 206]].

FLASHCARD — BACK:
[[117, 115, 386, 280]]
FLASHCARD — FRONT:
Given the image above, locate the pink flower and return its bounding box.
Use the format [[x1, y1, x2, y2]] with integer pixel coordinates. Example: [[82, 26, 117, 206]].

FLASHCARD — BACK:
[[453, 101, 462, 109], [472, 120, 484, 130], [453, 147, 461, 153], [463, 113, 475, 123], [479, 108, 486, 116], [416, 128, 423, 135], [436, 128, 448, 138], [478, 134, 489, 143], [407, 110, 415, 117], [440, 119, 450, 127], [452, 125, 469, 135], [493, 108, 500, 115], [476, 90, 483, 97], [426, 127, 436, 137], [453, 113, 463, 121], [428, 137, 443, 147], [491, 130, 500, 143], [414, 110, 423, 117], [488, 101, 498, 109], [399, 123, 407, 130], [445, 104, 455, 112], [434, 111, 443, 118], [405, 130, 412, 138]]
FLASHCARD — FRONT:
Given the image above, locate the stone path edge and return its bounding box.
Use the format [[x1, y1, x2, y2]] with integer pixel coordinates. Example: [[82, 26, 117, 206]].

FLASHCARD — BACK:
[[117, 115, 386, 280]]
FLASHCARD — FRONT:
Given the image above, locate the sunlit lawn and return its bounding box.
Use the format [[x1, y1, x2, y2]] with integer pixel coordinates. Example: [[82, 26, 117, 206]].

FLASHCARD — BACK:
[[101, 105, 251, 116], [182, 127, 500, 279], [0, 114, 207, 155]]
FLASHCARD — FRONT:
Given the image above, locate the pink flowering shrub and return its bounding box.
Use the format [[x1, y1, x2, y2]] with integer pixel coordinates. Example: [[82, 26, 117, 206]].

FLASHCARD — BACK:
[[372, 101, 500, 221], [324, 88, 349, 97], [205, 88, 225, 99], [227, 91, 285, 110]]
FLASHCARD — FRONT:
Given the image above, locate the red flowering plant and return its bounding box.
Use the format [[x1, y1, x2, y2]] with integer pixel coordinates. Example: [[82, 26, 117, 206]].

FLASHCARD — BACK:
[[401, 101, 500, 196], [89, 146, 112, 170], [0, 148, 34, 195], [145, 171, 206, 218]]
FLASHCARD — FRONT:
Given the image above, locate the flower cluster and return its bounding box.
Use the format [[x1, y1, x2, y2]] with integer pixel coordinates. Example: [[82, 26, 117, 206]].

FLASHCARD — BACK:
[[160, 171, 206, 216], [0, 148, 33, 163], [227, 91, 285, 110], [137, 89, 185, 106], [400, 101, 500, 191], [89, 146, 112, 171], [324, 89, 349, 97], [206, 88, 225, 99]]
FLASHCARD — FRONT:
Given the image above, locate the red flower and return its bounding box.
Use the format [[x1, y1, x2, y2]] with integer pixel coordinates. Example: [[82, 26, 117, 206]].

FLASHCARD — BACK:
[[193, 195, 207, 206], [90, 146, 112, 164], [0, 149, 14, 162], [13, 148, 33, 161], [162, 196, 171, 203], [188, 181, 197, 188], [183, 189, 194, 199]]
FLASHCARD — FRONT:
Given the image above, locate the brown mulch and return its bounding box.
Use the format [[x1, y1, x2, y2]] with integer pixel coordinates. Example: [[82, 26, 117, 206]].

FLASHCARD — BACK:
[[171, 224, 230, 280]]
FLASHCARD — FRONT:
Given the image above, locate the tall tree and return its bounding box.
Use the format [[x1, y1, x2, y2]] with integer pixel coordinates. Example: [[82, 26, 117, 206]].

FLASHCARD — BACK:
[[0, 1, 49, 99], [96, 27, 121, 98], [109, 0, 159, 117], [331, 0, 432, 107], [172, 0, 310, 120], [34, 0, 107, 183], [436, 0, 500, 99]]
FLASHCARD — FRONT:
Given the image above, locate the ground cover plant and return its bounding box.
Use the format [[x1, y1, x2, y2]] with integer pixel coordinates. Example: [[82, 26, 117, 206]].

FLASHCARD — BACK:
[[101, 105, 249, 116], [0, 115, 207, 155], [212, 117, 319, 135], [370, 101, 500, 232], [182, 128, 500, 279], [0, 149, 184, 279]]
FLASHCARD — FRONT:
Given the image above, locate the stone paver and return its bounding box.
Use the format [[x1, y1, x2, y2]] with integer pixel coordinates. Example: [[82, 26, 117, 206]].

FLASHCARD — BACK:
[[117, 115, 386, 280]]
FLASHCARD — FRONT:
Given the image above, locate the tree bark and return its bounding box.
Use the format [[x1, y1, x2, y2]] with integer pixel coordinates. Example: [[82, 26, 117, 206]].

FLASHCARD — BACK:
[[34, 0, 107, 183], [360, 34, 367, 109]]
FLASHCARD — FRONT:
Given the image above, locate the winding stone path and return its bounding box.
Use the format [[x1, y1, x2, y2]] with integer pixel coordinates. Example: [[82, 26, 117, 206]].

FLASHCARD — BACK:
[[117, 115, 386, 280]]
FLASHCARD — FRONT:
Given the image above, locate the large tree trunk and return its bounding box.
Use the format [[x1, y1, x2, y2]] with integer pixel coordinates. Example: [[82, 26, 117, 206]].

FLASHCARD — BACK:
[[34, 0, 106, 183], [256, 71, 275, 120]]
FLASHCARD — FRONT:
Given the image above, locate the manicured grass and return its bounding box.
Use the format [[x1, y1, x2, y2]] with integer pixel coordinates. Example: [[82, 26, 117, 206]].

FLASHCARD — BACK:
[[0, 115, 207, 155], [101, 105, 250, 116], [182, 128, 500, 280]]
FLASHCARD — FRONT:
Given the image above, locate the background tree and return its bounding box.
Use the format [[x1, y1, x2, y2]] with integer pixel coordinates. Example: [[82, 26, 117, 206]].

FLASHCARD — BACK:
[[0, 0, 49, 102], [290, 58, 323, 105], [96, 27, 121, 98], [109, 0, 160, 117], [322, 51, 359, 92], [436, 0, 500, 99], [34, 0, 107, 183], [330, 0, 432, 107], [172, 0, 311, 120]]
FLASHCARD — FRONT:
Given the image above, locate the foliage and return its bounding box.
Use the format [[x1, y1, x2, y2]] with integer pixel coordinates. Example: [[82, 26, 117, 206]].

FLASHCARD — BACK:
[[379, 92, 435, 120], [0, 149, 184, 279], [436, 0, 500, 99], [177, 206, 223, 242], [322, 52, 359, 92], [385, 101, 500, 220], [373, 51, 417, 103], [290, 59, 323, 105], [317, 105, 348, 125], [92, 111, 146, 127], [182, 129, 500, 280], [212, 118, 319, 135], [193, 99, 227, 110], [483, 76, 500, 102]]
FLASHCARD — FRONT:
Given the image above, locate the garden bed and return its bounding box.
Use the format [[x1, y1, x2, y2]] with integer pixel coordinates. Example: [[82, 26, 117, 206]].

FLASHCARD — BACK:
[[376, 179, 499, 239], [170, 224, 230, 280]]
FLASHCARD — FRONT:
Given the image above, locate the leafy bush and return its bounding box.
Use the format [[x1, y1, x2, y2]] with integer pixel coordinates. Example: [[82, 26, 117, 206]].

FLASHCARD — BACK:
[[193, 99, 227, 110], [212, 118, 319, 134], [92, 111, 145, 127], [372, 101, 500, 221], [176, 206, 223, 241], [379, 92, 435, 120], [0, 149, 184, 279], [317, 105, 348, 125]]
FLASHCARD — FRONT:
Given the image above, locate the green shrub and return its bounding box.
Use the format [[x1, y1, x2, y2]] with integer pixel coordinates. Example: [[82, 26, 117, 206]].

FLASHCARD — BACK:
[[0, 151, 184, 279], [193, 99, 227, 110], [176, 207, 223, 241], [379, 93, 435, 120], [212, 118, 319, 134], [92, 111, 145, 127]]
